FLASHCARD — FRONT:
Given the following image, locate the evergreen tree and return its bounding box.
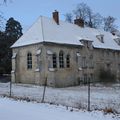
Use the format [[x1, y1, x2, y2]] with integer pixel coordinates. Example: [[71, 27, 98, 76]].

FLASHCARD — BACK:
[[0, 31, 7, 74], [0, 17, 22, 74], [5, 17, 23, 44]]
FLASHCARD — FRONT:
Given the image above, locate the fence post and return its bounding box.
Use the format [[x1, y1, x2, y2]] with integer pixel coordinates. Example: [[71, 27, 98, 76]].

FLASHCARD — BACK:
[[41, 77, 47, 103], [10, 79, 12, 97], [88, 77, 90, 111]]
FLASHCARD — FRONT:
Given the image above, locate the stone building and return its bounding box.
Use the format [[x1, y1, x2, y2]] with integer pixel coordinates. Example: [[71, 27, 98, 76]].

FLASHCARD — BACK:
[[11, 11, 120, 87]]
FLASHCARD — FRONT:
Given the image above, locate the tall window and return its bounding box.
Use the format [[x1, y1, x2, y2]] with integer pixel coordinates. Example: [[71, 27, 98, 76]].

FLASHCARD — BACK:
[[82, 57, 87, 68], [59, 51, 64, 68], [27, 52, 32, 69], [89, 55, 94, 68], [90, 73, 94, 81], [53, 53, 57, 68], [66, 54, 70, 68], [83, 74, 87, 84]]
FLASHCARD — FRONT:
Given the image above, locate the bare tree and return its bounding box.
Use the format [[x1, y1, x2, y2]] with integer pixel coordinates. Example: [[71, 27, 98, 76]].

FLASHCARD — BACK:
[[65, 2, 103, 29], [65, 13, 73, 23], [1, 0, 11, 4], [103, 16, 117, 32], [0, 12, 5, 30], [87, 12, 103, 28], [65, 2, 118, 30], [73, 2, 90, 21], [4, 0, 7, 2], [0, 0, 7, 4]]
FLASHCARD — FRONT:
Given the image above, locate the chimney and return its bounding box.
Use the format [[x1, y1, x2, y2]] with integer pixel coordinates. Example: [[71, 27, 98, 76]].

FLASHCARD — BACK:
[[52, 10, 59, 25], [74, 18, 84, 27]]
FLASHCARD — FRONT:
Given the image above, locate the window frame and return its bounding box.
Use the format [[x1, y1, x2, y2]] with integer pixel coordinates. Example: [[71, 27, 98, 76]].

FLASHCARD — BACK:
[[89, 55, 94, 69], [66, 54, 70, 68], [27, 52, 32, 69], [59, 51, 64, 68], [52, 53, 57, 68], [82, 56, 87, 68]]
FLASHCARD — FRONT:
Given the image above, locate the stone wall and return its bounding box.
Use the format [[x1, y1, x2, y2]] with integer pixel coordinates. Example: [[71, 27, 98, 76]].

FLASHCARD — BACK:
[[12, 44, 46, 85], [11, 42, 120, 87]]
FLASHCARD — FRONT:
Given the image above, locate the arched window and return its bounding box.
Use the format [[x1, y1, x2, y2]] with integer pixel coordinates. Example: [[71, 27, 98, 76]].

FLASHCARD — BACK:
[[27, 52, 32, 69], [53, 53, 57, 68], [66, 54, 70, 68], [59, 51, 64, 68]]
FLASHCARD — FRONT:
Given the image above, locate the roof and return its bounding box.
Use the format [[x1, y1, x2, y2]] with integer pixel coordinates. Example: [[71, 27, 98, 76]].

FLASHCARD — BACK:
[[11, 16, 120, 50]]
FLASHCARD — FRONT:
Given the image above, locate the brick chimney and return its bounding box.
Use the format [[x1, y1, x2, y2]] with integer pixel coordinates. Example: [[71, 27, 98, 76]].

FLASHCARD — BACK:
[[74, 18, 84, 27], [52, 10, 59, 25]]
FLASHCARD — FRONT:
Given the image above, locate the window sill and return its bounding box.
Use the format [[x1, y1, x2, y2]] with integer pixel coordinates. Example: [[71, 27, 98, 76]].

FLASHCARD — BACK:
[[48, 68, 56, 72], [35, 68, 40, 72]]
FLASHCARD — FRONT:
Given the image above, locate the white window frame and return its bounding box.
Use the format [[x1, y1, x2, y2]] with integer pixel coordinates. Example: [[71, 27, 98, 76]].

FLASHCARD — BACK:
[[59, 51, 64, 68]]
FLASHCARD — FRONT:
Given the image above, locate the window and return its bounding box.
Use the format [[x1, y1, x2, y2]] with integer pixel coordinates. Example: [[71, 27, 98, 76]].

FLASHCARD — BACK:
[[107, 51, 110, 57], [36, 55, 40, 71], [83, 74, 88, 84], [90, 73, 94, 81], [106, 63, 111, 70], [114, 38, 120, 46], [59, 51, 64, 68], [53, 53, 57, 68], [89, 55, 94, 68], [118, 64, 120, 71], [96, 34, 104, 43], [27, 52, 32, 69], [66, 54, 70, 68], [87, 41, 93, 49], [82, 57, 87, 68]]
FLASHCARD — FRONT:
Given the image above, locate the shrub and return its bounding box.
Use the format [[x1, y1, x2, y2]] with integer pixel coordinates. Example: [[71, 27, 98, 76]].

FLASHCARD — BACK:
[[103, 108, 114, 114], [99, 68, 116, 83]]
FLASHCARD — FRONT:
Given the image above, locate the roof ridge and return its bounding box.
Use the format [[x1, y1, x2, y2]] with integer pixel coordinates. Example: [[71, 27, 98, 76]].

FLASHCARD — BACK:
[[40, 16, 44, 42]]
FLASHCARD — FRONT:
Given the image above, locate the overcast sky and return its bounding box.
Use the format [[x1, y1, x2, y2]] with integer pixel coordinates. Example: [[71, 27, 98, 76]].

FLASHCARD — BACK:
[[1, 0, 120, 31]]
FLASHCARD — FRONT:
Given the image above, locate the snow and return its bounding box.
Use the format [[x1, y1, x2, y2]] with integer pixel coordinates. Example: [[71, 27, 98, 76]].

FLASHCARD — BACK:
[[0, 97, 119, 120], [11, 16, 120, 50], [48, 68, 56, 72], [35, 68, 40, 72], [47, 50, 53, 55], [36, 49, 41, 55], [12, 53, 17, 59], [76, 52, 81, 56], [0, 83, 120, 114]]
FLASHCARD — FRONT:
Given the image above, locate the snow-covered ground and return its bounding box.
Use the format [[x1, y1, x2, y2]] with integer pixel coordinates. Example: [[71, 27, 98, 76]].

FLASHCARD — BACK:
[[0, 83, 120, 113], [0, 97, 119, 120]]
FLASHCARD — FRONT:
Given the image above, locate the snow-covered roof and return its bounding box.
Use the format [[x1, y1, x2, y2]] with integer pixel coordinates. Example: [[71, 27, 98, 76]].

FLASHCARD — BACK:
[[11, 16, 120, 50]]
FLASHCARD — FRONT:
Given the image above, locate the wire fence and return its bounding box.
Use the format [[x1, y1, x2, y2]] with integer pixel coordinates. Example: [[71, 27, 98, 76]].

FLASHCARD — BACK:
[[0, 76, 120, 114]]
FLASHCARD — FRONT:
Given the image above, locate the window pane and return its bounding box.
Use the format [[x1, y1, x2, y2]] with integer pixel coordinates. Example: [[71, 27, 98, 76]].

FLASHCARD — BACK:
[[66, 54, 70, 68], [59, 51, 64, 68], [27, 52, 32, 69], [53, 53, 57, 68]]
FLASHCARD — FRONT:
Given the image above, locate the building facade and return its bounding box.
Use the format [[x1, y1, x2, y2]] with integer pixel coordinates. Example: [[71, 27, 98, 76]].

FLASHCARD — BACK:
[[11, 11, 120, 87]]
